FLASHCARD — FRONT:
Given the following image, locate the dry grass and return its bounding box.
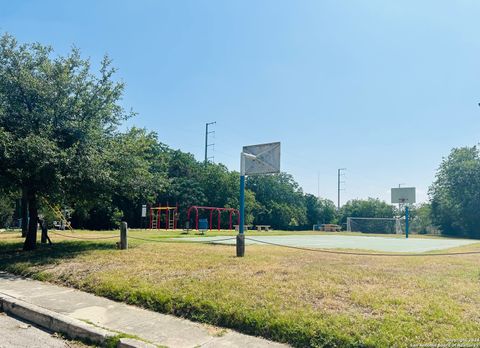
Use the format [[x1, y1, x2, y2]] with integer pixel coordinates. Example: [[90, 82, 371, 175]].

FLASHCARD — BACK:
[[0, 229, 479, 347]]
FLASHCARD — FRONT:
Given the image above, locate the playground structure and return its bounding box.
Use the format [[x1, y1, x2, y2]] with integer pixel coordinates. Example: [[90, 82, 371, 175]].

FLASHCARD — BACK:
[[187, 206, 240, 231], [150, 205, 178, 230], [42, 198, 73, 232]]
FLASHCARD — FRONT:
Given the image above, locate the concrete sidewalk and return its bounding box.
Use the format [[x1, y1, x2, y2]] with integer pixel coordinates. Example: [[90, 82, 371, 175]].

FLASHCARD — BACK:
[[0, 272, 287, 348]]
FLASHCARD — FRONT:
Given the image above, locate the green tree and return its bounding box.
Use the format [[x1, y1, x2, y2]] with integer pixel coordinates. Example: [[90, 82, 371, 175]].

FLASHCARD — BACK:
[[304, 194, 338, 227], [304, 194, 320, 227], [248, 173, 307, 229], [339, 198, 395, 224], [0, 191, 15, 228], [162, 150, 206, 225], [338, 198, 396, 233], [107, 128, 169, 228], [317, 198, 338, 225], [69, 128, 165, 229], [409, 203, 435, 235], [0, 34, 131, 249], [430, 146, 480, 238], [199, 164, 237, 207]]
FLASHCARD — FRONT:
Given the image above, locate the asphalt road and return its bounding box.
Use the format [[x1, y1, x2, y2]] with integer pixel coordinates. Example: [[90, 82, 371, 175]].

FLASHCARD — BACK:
[[0, 312, 88, 348]]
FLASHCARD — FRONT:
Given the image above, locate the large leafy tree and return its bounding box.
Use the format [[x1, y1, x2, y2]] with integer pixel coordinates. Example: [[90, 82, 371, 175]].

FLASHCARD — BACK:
[[409, 203, 435, 235], [430, 146, 480, 238], [71, 127, 169, 230], [337, 198, 396, 233], [338, 198, 396, 224], [304, 195, 337, 227], [248, 173, 307, 229], [0, 190, 15, 228], [0, 34, 131, 250], [163, 150, 206, 220], [199, 163, 237, 208]]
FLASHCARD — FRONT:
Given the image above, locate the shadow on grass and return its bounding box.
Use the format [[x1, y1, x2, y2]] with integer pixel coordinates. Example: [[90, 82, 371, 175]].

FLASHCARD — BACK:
[[0, 239, 359, 348], [0, 240, 116, 273]]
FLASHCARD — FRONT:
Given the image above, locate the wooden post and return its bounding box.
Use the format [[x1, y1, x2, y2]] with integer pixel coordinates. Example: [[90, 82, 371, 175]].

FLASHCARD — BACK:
[[120, 222, 128, 250]]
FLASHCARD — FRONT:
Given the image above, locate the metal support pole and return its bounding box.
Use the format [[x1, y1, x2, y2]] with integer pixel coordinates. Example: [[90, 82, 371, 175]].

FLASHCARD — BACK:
[[337, 168, 347, 210], [209, 210, 213, 231], [237, 153, 246, 257], [337, 168, 346, 210], [196, 209, 199, 230], [405, 206, 409, 239], [204, 123, 208, 164], [120, 222, 128, 250], [337, 169, 340, 209], [204, 121, 216, 165], [240, 176, 245, 234]]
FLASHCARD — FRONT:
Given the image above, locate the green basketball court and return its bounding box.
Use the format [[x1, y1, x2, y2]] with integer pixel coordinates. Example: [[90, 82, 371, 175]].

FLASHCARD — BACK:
[[175, 234, 478, 253]]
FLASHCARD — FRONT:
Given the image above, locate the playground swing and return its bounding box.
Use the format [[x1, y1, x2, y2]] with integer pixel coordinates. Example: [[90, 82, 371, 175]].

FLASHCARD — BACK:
[[149, 204, 178, 230], [186, 206, 240, 231]]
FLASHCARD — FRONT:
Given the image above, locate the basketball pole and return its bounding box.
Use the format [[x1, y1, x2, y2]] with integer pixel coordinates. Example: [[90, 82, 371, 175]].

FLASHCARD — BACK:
[[237, 152, 257, 257], [405, 205, 409, 239], [237, 152, 247, 257], [237, 143, 280, 257], [392, 187, 415, 239]]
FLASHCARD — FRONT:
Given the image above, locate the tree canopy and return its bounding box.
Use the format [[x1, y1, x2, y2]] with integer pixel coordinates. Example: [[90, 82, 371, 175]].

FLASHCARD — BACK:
[[338, 198, 396, 224], [0, 33, 131, 249], [4, 33, 477, 242], [430, 146, 480, 238]]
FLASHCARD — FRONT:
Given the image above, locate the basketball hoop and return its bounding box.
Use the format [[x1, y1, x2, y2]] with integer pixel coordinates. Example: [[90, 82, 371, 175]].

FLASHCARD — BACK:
[[391, 187, 416, 239]]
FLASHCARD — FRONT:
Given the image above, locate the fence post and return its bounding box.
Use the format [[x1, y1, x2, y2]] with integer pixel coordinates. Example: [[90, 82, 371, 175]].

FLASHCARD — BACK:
[[120, 222, 128, 250]]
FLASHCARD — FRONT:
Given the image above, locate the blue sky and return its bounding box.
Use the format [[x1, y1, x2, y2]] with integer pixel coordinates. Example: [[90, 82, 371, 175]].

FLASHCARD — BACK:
[[2, 0, 480, 205]]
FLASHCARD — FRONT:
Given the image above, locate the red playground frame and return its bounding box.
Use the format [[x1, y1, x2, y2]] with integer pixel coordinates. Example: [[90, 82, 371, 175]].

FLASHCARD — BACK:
[[187, 206, 240, 230]]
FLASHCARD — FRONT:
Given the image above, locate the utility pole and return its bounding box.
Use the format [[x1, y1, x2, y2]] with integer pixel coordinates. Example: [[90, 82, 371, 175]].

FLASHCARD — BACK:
[[204, 121, 216, 165], [337, 168, 346, 209], [317, 172, 320, 199]]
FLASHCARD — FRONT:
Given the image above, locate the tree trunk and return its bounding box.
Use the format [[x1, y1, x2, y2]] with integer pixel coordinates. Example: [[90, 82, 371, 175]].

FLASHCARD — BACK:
[[23, 190, 38, 251], [21, 187, 28, 238], [40, 220, 47, 244]]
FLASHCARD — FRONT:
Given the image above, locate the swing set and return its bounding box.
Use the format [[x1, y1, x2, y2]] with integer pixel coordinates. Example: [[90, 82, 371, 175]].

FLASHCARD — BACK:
[[187, 206, 239, 231]]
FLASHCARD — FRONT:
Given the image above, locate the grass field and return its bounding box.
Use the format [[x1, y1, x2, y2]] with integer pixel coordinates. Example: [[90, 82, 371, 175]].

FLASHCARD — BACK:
[[1, 229, 479, 347]]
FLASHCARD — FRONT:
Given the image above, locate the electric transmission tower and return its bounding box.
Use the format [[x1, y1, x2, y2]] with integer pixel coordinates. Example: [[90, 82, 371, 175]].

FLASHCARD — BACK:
[[337, 168, 346, 209], [204, 121, 216, 165]]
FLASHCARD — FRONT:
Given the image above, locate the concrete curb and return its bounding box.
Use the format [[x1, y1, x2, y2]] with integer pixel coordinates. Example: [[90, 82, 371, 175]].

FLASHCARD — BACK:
[[0, 293, 114, 346], [118, 337, 157, 348]]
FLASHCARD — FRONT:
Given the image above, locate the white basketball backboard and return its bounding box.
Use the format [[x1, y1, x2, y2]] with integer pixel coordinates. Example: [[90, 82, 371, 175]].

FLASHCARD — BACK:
[[242, 142, 281, 175], [391, 187, 416, 204]]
